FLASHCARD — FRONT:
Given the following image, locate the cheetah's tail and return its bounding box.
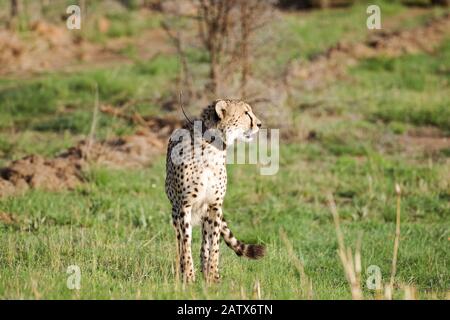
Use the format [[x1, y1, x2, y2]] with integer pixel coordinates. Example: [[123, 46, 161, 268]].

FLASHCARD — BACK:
[[220, 219, 265, 259]]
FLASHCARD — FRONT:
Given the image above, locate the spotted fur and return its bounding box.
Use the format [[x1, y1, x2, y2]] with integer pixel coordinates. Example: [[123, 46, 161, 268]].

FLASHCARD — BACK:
[[165, 99, 265, 283]]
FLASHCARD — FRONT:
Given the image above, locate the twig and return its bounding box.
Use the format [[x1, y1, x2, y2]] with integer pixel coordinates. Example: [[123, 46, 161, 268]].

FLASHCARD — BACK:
[[86, 83, 99, 159], [179, 91, 193, 126], [253, 279, 262, 300], [161, 20, 194, 98], [389, 184, 402, 292], [403, 284, 416, 300]]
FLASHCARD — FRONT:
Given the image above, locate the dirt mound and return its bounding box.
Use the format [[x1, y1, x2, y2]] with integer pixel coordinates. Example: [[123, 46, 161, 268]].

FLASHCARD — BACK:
[[62, 128, 166, 169], [0, 118, 180, 198], [0, 30, 24, 72], [288, 13, 450, 89], [0, 211, 18, 225], [0, 155, 83, 197]]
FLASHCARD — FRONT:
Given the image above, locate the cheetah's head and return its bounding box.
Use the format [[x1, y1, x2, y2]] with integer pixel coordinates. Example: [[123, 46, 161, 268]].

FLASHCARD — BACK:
[[213, 99, 262, 145]]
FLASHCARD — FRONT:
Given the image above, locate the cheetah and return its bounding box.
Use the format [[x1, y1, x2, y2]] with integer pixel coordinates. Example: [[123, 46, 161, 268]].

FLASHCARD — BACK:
[[165, 99, 266, 283]]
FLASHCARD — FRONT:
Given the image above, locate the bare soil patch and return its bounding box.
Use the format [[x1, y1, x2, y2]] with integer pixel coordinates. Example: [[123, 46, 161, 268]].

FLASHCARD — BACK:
[[0, 21, 113, 76], [0, 211, 19, 225], [0, 20, 171, 76], [398, 127, 450, 156], [0, 116, 182, 198]]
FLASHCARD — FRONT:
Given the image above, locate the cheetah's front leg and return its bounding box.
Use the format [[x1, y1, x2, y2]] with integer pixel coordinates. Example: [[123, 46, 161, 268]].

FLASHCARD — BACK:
[[203, 204, 222, 283], [177, 206, 195, 283]]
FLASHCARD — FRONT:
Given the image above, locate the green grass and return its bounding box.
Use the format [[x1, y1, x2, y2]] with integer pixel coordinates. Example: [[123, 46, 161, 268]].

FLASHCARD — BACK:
[[293, 39, 450, 134], [0, 55, 179, 160], [0, 55, 178, 126], [0, 145, 448, 299], [84, 10, 164, 43], [349, 40, 450, 131], [260, 0, 405, 70], [0, 4, 449, 299], [0, 0, 163, 42]]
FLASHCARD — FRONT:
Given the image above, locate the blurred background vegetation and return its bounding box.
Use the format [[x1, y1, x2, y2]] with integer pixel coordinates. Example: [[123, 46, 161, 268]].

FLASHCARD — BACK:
[[0, 0, 448, 299]]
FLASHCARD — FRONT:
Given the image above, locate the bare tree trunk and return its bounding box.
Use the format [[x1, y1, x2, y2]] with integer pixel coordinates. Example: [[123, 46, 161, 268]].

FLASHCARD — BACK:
[[198, 0, 234, 97], [209, 46, 219, 96], [10, 0, 19, 18], [240, 1, 250, 99], [8, 0, 21, 30], [10, 0, 19, 17], [164, 0, 273, 100], [431, 0, 449, 7]]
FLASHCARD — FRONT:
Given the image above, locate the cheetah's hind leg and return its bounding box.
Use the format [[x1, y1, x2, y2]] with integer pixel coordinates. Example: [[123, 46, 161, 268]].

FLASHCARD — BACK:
[[172, 217, 181, 282]]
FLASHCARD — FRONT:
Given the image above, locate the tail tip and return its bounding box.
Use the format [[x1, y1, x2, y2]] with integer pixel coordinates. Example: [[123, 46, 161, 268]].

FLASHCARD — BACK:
[[244, 244, 266, 259]]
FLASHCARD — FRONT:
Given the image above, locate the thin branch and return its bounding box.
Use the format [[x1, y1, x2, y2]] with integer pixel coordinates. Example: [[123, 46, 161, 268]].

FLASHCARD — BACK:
[[389, 184, 402, 290], [161, 20, 194, 98]]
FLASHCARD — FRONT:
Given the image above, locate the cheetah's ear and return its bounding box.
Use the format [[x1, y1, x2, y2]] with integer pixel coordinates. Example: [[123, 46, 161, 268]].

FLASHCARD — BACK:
[[214, 100, 227, 120]]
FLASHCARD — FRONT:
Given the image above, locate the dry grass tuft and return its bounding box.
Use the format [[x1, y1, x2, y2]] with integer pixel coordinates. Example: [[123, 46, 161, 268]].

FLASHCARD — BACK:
[[327, 194, 363, 300], [327, 183, 416, 300], [280, 228, 314, 299]]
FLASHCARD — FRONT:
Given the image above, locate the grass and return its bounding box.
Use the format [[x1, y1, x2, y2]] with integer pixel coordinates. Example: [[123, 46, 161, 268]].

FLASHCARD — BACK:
[[0, 145, 448, 299], [0, 0, 163, 42], [0, 55, 179, 161], [0, 3, 449, 299], [349, 40, 450, 131], [260, 0, 406, 70], [0, 55, 178, 125], [83, 9, 164, 43]]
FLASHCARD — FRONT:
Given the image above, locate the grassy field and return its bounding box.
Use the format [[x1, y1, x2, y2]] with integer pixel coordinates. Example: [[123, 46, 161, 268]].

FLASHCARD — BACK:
[[0, 1, 449, 299]]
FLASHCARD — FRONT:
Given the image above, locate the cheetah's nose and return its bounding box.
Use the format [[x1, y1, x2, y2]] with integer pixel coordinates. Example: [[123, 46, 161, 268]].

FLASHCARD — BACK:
[[257, 122, 262, 128]]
